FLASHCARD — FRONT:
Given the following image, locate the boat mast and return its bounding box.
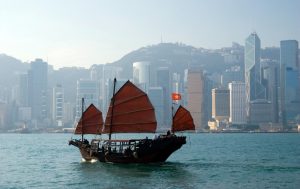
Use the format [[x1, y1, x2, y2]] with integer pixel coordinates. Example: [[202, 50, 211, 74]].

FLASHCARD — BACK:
[[109, 78, 117, 140], [171, 104, 174, 133], [81, 98, 84, 141]]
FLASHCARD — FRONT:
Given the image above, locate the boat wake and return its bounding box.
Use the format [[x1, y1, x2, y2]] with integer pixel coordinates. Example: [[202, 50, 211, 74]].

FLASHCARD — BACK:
[[81, 158, 98, 163]]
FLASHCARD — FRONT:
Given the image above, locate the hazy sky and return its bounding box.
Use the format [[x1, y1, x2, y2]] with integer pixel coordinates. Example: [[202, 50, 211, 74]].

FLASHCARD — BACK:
[[0, 0, 299, 69]]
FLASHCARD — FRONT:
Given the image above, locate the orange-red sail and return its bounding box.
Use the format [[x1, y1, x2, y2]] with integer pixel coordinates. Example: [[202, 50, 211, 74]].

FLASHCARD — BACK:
[[172, 105, 195, 132], [103, 80, 157, 133], [75, 104, 103, 134]]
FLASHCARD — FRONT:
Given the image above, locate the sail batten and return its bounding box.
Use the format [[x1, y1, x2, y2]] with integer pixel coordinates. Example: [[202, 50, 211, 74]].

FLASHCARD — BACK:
[[105, 108, 155, 117], [111, 94, 146, 106], [74, 104, 103, 135], [172, 105, 195, 132], [103, 80, 157, 133]]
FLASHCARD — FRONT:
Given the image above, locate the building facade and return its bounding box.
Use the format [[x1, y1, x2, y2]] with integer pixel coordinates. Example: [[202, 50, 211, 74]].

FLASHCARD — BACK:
[[212, 88, 230, 121], [133, 61, 150, 92], [76, 79, 100, 121], [156, 67, 171, 126], [186, 68, 206, 131], [148, 87, 164, 131], [28, 59, 48, 122], [229, 82, 246, 124], [244, 33, 266, 118], [52, 84, 64, 127], [280, 40, 300, 125], [261, 60, 280, 123]]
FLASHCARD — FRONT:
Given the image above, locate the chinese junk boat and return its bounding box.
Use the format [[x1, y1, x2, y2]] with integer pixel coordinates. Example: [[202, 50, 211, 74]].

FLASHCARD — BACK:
[[69, 79, 195, 163]]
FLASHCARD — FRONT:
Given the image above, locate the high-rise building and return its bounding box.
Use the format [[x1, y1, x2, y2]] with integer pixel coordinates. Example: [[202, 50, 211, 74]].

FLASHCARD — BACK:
[[212, 88, 230, 121], [229, 82, 246, 124], [63, 102, 74, 127], [280, 40, 299, 70], [280, 40, 300, 125], [261, 60, 280, 123], [244, 33, 266, 118], [221, 66, 244, 87], [156, 67, 171, 126], [101, 65, 123, 112], [76, 79, 100, 121], [148, 87, 164, 131], [28, 59, 48, 121], [52, 84, 64, 127], [249, 99, 272, 124], [0, 102, 7, 130], [133, 61, 150, 92], [186, 68, 206, 131], [17, 73, 29, 107]]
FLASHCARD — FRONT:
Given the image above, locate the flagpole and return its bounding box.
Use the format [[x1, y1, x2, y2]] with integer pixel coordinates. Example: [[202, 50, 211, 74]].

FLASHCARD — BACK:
[[171, 92, 181, 134]]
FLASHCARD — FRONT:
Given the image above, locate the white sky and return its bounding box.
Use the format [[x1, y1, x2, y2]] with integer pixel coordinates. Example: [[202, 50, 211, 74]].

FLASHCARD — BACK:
[[0, 0, 299, 69]]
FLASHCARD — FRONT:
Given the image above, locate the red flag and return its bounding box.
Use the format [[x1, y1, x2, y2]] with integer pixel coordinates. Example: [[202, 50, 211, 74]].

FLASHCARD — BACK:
[[172, 93, 181, 100]]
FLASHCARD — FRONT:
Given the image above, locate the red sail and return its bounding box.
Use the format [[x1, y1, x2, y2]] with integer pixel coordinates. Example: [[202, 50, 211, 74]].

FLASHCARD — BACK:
[[103, 81, 157, 133], [75, 104, 103, 134], [172, 105, 195, 132]]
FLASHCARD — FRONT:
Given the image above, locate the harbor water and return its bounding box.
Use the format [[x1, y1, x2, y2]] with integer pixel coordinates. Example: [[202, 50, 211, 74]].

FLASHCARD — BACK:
[[1, 133, 300, 189]]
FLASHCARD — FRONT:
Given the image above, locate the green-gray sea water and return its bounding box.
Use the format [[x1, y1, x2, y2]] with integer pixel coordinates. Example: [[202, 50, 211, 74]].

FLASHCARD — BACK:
[[1, 133, 300, 189]]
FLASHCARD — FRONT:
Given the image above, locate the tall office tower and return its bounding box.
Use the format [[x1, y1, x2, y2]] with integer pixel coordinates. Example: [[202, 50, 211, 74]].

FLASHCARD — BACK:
[[221, 66, 244, 87], [63, 102, 74, 127], [229, 82, 246, 124], [280, 40, 300, 125], [17, 73, 29, 107], [52, 84, 64, 127], [28, 59, 48, 121], [244, 32, 266, 118], [261, 60, 279, 123], [156, 67, 171, 126], [102, 65, 123, 112], [249, 99, 272, 124], [172, 72, 183, 95], [212, 88, 230, 121], [133, 61, 150, 92], [148, 87, 164, 131], [0, 102, 7, 129], [186, 68, 206, 131], [75, 79, 100, 121]]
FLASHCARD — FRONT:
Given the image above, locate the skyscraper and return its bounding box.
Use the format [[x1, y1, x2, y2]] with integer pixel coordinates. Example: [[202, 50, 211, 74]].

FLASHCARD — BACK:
[[186, 67, 205, 131], [133, 61, 150, 92], [156, 67, 171, 126], [101, 65, 123, 112], [28, 59, 48, 121], [244, 32, 265, 118], [76, 79, 100, 121], [52, 84, 64, 127], [148, 87, 164, 131], [229, 82, 246, 124], [212, 88, 230, 121], [261, 60, 279, 123], [280, 40, 300, 125], [17, 73, 29, 107]]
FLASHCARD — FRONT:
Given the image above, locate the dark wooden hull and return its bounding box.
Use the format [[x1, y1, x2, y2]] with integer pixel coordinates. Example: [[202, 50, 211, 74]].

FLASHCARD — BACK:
[[69, 135, 186, 163]]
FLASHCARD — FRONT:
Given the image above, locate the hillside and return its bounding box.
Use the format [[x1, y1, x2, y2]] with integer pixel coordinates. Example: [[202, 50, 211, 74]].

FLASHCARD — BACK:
[[0, 54, 29, 87], [111, 43, 227, 79]]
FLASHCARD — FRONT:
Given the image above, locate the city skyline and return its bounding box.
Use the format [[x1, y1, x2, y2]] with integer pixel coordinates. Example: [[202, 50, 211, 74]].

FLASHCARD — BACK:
[[0, 0, 299, 69]]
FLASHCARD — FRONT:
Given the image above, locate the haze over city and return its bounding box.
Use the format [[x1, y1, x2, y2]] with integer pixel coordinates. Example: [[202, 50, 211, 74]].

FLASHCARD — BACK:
[[1, 0, 299, 69], [1, 1, 300, 188]]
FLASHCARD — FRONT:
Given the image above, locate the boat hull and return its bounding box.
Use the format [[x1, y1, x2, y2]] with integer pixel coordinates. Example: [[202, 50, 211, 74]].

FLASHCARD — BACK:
[[69, 135, 186, 163]]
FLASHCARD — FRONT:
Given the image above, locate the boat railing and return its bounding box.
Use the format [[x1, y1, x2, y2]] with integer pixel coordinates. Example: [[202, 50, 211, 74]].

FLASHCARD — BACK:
[[90, 139, 101, 152], [102, 139, 144, 154]]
